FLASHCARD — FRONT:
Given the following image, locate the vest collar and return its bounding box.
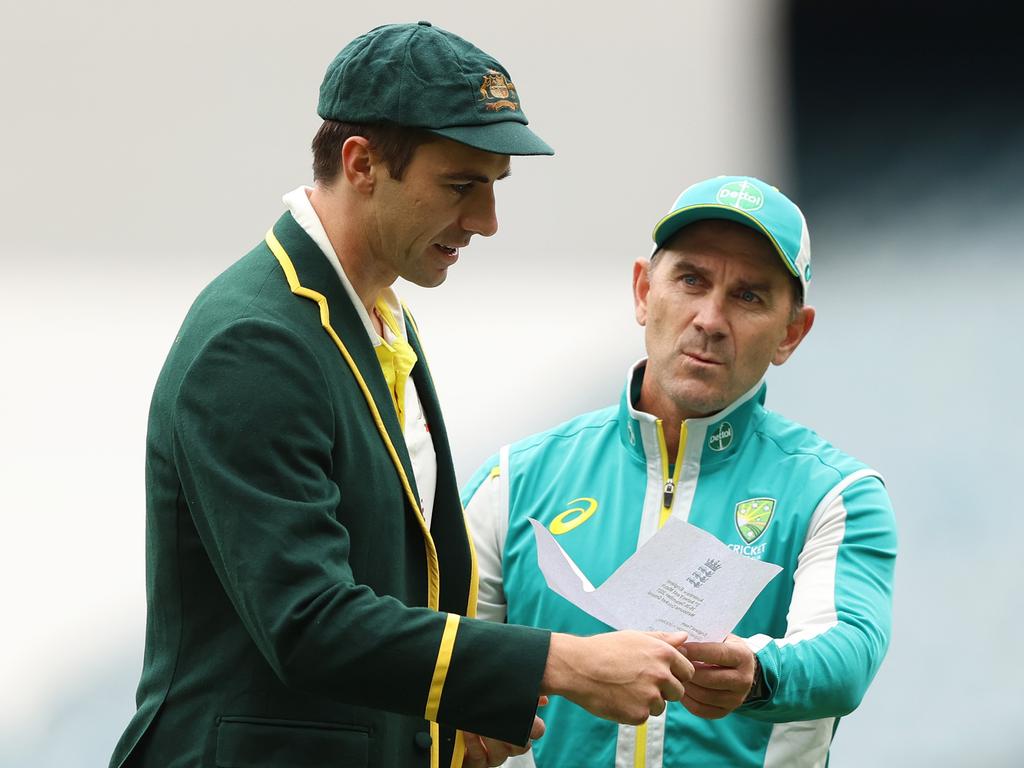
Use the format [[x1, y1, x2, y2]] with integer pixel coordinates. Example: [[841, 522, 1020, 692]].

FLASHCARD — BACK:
[[618, 359, 767, 465]]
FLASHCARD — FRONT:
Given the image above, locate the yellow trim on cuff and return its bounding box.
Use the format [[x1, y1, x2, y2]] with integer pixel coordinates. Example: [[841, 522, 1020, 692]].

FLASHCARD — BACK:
[[265, 228, 441, 609], [450, 730, 467, 768], [430, 721, 441, 768], [426, 613, 461, 721]]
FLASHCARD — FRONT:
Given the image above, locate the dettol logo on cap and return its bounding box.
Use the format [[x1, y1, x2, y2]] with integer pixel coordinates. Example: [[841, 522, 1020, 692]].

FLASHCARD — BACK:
[[717, 180, 764, 212]]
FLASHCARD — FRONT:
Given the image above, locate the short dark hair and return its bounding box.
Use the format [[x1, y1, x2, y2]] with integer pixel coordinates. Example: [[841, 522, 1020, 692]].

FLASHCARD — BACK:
[[311, 120, 436, 184]]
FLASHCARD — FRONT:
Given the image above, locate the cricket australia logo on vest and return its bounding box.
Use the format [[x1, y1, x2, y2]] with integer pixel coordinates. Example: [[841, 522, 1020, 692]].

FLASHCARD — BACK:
[[708, 421, 733, 451], [730, 497, 776, 558], [717, 180, 764, 212]]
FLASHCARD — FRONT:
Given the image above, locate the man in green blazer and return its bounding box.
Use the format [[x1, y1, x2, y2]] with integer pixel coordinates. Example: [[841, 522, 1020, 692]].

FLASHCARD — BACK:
[[109, 22, 695, 768]]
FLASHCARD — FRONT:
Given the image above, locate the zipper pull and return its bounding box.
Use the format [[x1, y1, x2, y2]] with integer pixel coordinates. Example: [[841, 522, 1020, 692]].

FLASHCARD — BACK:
[[663, 477, 675, 509]]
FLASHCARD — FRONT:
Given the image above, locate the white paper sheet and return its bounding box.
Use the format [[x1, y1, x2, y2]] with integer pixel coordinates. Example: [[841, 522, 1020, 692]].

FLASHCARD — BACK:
[[529, 517, 782, 642]]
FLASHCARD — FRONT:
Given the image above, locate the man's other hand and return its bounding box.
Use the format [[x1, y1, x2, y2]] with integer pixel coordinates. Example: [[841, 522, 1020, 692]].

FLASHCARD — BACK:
[[681, 634, 757, 719], [463, 709, 544, 768]]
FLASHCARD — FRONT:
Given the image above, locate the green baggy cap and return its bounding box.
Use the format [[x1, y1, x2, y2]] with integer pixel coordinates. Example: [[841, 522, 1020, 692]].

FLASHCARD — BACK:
[[318, 21, 553, 156]]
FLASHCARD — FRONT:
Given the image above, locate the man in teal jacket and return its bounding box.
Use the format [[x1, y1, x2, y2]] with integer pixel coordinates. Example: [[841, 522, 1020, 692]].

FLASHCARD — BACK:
[[464, 176, 897, 767], [110, 22, 696, 768]]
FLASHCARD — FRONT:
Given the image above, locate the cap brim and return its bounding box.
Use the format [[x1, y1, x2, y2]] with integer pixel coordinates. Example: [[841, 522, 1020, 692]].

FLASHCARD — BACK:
[[653, 205, 800, 280], [427, 122, 554, 156]]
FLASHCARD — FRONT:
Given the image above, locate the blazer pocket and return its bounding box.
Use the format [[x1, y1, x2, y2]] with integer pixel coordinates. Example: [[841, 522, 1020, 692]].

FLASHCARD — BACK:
[[216, 716, 370, 768]]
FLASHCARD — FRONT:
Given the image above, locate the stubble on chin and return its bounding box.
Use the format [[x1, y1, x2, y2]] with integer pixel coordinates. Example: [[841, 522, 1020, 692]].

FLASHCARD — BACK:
[[407, 267, 449, 289], [663, 365, 732, 419]]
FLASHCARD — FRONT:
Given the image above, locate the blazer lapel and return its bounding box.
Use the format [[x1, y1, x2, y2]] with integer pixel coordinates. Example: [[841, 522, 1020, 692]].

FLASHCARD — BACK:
[[404, 308, 475, 614], [267, 212, 421, 505]]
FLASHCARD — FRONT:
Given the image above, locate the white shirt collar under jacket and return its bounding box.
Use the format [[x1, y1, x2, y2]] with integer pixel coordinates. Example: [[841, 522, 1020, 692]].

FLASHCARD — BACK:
[[282, 186, 407, 349]]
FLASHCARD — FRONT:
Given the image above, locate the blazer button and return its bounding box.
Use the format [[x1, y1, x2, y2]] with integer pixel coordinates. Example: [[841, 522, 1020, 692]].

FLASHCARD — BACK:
[[414, 731, 432, 751]]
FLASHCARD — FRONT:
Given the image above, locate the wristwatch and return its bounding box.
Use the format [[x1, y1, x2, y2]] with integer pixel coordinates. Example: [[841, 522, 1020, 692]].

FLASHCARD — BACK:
[[744, 655, 769, 704]]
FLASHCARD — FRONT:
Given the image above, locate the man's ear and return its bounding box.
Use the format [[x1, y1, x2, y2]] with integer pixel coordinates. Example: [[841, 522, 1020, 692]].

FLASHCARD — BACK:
[[341, 136, 376, 194], [772, 305, 816, 365], [633, 258, 652, 326]]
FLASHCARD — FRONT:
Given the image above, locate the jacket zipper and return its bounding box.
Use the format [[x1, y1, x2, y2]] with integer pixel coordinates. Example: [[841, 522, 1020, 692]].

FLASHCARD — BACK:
[[655, 420, 688, 529], [663, 477, 675, 509]]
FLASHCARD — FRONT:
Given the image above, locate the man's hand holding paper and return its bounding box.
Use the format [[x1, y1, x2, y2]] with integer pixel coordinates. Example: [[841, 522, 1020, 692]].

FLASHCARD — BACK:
[[682, 633, 759, 719]]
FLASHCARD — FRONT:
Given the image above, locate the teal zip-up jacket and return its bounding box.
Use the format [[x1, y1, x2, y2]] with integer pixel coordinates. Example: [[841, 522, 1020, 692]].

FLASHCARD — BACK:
[[463, 361, 896, 768]]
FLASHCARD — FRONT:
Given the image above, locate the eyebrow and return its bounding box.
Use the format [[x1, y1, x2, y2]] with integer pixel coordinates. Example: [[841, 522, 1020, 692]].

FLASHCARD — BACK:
[[441, 167, 512, 183], [671, 257, 777, 294], [670, 258, 711, 280]]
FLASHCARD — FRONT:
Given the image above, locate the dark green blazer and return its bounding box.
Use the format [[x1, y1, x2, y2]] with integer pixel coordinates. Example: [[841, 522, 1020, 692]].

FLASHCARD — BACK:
[[110, 212, 550, 768]]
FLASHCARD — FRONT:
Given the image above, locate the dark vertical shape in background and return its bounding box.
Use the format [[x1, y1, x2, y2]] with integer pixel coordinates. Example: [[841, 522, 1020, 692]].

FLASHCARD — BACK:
[[786, 0, 1024, 232]]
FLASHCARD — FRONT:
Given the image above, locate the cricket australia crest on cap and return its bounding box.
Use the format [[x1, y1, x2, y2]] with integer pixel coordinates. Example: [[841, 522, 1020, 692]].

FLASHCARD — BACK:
[[735, 498, 776, 544], [479, 69, 520, 111], [717, 180, 765, 212]]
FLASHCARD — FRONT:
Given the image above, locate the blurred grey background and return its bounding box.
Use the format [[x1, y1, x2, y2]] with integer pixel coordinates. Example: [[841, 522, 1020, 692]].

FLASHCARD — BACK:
[[2, 1, 1021, 765]]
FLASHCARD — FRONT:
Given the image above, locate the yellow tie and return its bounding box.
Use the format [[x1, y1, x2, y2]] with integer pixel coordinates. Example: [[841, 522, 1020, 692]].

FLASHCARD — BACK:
[[373, 301, 418, 431]]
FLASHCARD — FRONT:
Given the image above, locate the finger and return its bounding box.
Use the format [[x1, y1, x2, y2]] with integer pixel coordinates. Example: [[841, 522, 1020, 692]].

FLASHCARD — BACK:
[[685, 680, 747, 710], [480, 738, 512, 766], [530, 714, 546, 741], [489, 738, 530, 759], [682, 691, 731, 720], [683, 641, 746, 667], [649, 697, 666, 718], [505, 742, 531, 758], [659, 667, 688, 703], [690, 664, 751, 693], [648, 630, 690, 648], [659, 676, 686, 703], [669, 648, 696, 684], [463, 733, 488, 768], [538, 695, 550, 707]]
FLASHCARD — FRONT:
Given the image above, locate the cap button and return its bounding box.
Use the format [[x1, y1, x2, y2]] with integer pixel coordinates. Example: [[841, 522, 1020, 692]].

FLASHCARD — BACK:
[[418, 20, 432, 26]]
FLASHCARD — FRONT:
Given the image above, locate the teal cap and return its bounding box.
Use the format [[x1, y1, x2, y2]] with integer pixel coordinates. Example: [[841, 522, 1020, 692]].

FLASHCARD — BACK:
[[318, 21, 553, 156], [652, 176, 812, 297]]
